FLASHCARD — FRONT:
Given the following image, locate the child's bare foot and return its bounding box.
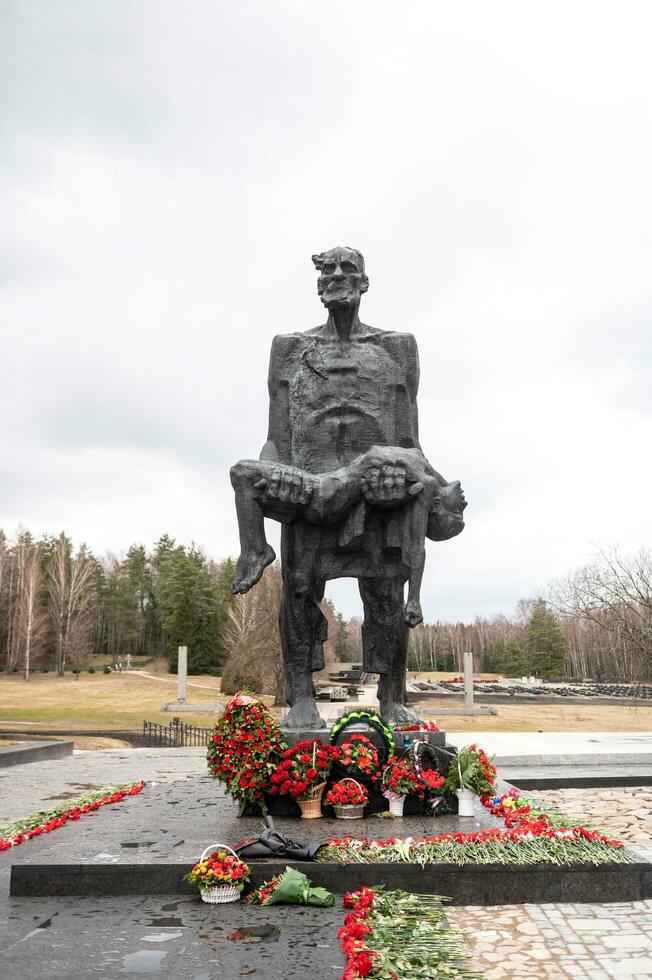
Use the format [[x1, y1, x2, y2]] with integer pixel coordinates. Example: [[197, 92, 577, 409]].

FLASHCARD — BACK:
[[232, 544, 276, 594], [405, 598, 423, 628]]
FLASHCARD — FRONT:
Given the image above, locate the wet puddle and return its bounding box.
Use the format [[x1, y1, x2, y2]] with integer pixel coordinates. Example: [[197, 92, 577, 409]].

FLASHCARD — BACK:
[[146, 917, 184, 927], [120, 842, 155, 848], [19, 918, 53, 941], [121, 950, 167, 973], [198, 924, 280, 945]]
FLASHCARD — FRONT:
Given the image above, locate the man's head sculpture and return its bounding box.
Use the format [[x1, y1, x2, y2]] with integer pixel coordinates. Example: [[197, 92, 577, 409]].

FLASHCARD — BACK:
[[311, 246, 369, 311]]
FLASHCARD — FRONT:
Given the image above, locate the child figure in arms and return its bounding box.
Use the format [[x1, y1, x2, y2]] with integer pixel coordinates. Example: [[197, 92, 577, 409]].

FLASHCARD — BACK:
[[230, 447, 466, 628]]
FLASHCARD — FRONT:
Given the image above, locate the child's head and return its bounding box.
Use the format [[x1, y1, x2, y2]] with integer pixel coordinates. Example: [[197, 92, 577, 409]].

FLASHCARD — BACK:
[[429, 481, 466, 540]]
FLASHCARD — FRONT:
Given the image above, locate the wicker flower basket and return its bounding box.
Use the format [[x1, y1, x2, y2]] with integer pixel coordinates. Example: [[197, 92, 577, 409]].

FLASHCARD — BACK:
[[197, 843, 242, 904], [201, 883, 241, 904], [298, 782, 326, 819], [332, 778, 366, 820]]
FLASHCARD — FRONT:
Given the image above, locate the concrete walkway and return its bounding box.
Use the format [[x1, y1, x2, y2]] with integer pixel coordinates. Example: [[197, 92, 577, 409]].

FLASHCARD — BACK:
[[447, 731, 652, 766], [0, 747, 207, 825]]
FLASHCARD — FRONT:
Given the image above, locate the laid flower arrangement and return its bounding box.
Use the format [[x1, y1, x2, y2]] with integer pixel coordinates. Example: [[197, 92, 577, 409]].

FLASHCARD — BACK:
[[338, 886, 481, 979], [269, 739, 340, 817], [394, 719, 441, 732], [318, 823, 627, 867], [326, 778, 368, 819], [246, 866, 334, 907], [337, 734, 382, 783], [443, 744, 497, 797], [329, 710, 395, 766], [0, 781, 146, 852], [207, 693, 287, 806], [185, 846, 250, 904]]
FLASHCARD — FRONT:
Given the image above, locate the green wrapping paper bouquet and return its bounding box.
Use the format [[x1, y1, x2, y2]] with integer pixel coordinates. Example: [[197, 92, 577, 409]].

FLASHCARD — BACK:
[[246, 866, 334, 907]]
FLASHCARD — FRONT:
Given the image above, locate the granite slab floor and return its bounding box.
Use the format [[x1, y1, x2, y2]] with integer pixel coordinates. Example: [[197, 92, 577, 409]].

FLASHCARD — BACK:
[[3, 747, 652, 978]]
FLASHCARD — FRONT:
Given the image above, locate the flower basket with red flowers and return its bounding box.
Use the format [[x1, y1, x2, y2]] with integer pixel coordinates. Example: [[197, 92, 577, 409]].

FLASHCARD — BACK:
[[206, 693, 287, 807], [381, 754, 421, 795], [269, 739, 340, 819], [336, 734, 382, 785], [326, 778, 368, 820], [381, 754, 422, 815], [185, 844, 250, 904]]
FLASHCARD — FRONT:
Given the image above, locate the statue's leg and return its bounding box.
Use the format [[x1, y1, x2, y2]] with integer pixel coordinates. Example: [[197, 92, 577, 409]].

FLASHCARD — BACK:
[[404, 474, 439, 628], [230, 459, 276, 594], [358, 576, 423, 724], [278, 531, 327, 731]]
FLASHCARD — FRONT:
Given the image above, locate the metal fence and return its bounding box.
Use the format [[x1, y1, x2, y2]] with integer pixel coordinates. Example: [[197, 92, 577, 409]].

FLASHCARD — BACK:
[[143, 720, 212, 747]]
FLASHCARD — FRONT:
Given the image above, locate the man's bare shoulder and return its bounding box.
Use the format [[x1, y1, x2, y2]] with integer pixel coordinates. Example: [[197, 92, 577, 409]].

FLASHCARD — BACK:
[[369, 329, 419, 360], [269, 326, 418, 354]]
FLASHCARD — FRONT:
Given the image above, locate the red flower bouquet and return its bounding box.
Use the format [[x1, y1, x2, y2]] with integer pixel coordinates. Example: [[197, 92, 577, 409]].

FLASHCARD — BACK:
[[269, 739, 340, 800], [381, 755, 422, 797], [337, 734, 382, 783], [206, 693, 287, 805], [421, 769, 445, 793], [326, 780, 368, 807], [395, 719, 440, 733]]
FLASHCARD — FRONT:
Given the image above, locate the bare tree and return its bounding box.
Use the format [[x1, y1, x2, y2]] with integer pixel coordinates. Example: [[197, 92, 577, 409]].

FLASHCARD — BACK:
[[219, 562, 288, 703], [47, 535, 96, 677], [6, 529, 32, 672], [16, 541, 47, 680], [254, 562, 286, 704], [551, 546, 652, 681]]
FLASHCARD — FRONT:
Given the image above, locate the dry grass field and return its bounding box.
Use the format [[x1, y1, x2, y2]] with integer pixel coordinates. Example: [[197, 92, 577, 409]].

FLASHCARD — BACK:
[[410, 697, 652, 732], [0, 670, 229, 731], [1, 670, 651, 737]]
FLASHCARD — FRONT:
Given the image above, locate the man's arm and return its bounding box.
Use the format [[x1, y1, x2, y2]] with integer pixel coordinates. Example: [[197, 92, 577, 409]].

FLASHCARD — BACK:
[[260, 335, 289, 463], [381, 331, 422, 452], [404, 332, 422, 452]]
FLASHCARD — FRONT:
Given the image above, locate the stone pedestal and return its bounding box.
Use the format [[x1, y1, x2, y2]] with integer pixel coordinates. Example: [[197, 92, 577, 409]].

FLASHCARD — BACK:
[[393, 729, 447, 750], [282, 729, 331, 748]]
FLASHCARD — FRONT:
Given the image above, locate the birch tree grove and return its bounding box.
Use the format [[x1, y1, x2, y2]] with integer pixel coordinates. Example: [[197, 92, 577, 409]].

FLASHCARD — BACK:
[[46, 534, 96, 676], [0, 524, 650, 683], [17, 541, 46, 681]]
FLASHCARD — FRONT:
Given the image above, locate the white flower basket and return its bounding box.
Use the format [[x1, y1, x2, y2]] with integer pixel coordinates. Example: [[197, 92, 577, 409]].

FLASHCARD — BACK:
[[385, 793, 406, 816], [456, 788, 475, 817], [196, 843, 242, 904], [200, 883, 241, 904]]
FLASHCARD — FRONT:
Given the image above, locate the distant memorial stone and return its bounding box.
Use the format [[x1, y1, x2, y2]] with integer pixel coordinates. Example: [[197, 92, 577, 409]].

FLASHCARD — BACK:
[[231, 247, 466, 729]]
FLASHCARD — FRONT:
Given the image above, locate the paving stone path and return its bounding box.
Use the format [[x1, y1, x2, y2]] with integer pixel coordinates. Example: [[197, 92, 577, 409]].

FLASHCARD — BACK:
[[532, 785, 652, 843], [448, 900, 652, 979]]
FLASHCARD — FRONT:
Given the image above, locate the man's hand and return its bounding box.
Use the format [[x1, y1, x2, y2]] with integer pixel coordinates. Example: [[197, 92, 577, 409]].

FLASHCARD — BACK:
[[360, 462, 423, 508], [254, 467, 315, 506]]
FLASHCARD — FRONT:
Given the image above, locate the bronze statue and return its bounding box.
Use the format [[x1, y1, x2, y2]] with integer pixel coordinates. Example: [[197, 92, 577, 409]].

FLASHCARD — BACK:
[[231, 247, 466, 729]]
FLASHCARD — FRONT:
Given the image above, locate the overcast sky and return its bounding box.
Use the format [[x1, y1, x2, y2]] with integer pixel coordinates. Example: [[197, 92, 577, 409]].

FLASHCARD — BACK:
[[1, 1, 651, 622]]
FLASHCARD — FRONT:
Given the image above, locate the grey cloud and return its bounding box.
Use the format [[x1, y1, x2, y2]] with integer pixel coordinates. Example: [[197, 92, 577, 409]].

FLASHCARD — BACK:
[[1, 1, 652, 621]]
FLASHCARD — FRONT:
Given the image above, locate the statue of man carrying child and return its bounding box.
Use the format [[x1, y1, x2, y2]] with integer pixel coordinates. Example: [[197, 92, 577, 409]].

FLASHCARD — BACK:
[[230, 247, 466, 729]]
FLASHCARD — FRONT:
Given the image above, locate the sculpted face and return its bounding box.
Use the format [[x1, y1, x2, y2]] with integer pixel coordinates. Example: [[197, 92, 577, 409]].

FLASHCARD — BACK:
[[312, 246, 369, 311]]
